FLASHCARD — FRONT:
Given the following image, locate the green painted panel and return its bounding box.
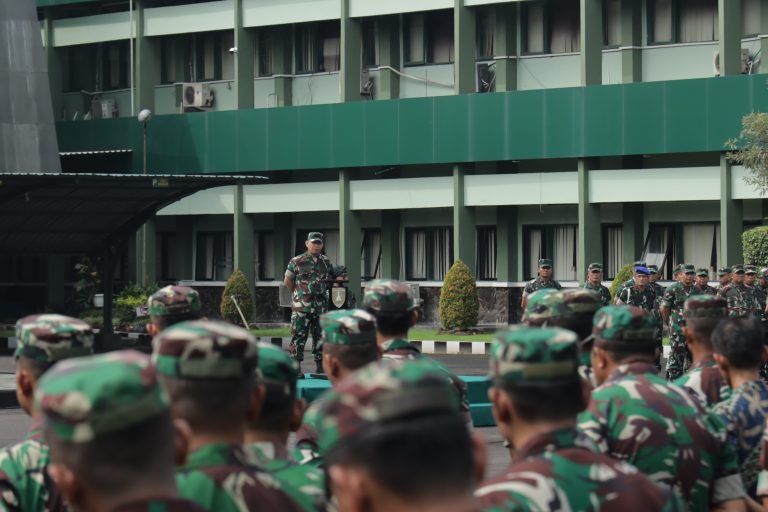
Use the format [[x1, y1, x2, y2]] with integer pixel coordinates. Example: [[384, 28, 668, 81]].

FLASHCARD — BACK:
[[297, 105, 332, 169], [398, 98, 434, 164], [332, 103, 365, 168], [623, 82, 665, 156], [469, 93, 506, 162], [664, 80, 707, 154], [207, 111, 238, 172], [364, 100, 398, 166], [238, 109, 268, 171], [435, 95, 469, 163], [706, 78, 754, 152], [507, 90, 544, 159], [583, 85, 622, 156], [266, 107, 300, 170], [544, 88, 580, 158]]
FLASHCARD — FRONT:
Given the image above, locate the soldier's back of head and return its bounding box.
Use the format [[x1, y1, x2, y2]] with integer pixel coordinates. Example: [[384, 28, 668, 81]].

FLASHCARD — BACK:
[[147, 285, 202, 334]]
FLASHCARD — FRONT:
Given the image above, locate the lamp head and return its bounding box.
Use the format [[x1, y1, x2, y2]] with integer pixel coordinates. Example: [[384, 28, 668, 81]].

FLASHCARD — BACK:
[[137, 109, 152, 123]]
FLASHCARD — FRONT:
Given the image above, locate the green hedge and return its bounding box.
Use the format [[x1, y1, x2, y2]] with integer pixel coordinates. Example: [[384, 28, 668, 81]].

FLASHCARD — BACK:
[[609, 264, 633, 299], [743, 226, 768, 267], [439, 260, 479, 331]]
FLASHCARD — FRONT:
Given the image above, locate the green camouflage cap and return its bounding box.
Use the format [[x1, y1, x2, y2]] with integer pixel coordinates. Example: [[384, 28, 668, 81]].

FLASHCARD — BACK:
[[647, 264, 659, 274], [363, 279, 415, 312], [489, 327, 579, 384], [684, 295, 727, 319], [587, 262, 603, 271], [632, 260, 647, 268], [538, 258, 553, 268], [152, 320, 258, 379], [760, 268, 768, 279], [320, 309, 377, 346], [718, 266, 732, 276], [314, 358, 460, 455], [34, 350, 168, 443], [256, 342, 299, 395], [746, 265, 758, 275], [147, 285, 202, 317], [682, 264, 696, 274], [307, 232, 324, 242], [673, 264, 683, 275], [695, 268, 709, 277], [525, 289, 600, 327], [14, 314, 94, 364], [591, 305, 657, 348], [732, 264, 745, 274]]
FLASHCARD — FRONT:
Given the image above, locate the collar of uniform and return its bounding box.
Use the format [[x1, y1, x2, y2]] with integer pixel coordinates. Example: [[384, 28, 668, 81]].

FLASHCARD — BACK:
[[250, 440, 290, 464], [607, 361, 659, 383], [24, 418, 44, 442], [730, 378, 768, 397], [689, 353, 717, 372], [583, 281, 600, 289], [509, 427, 591, 463], [381, 338, 419, 354], [181, 443, 257, 471]]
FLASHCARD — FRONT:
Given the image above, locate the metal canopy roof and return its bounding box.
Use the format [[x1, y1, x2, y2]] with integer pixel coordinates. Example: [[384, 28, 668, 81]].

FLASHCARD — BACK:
[[0, 173, 264, 254]]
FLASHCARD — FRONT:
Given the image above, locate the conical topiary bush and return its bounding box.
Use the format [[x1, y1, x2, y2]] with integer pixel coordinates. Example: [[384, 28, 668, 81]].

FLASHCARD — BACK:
[[439, 260, 479, 331], [220, 268, 254, 326]]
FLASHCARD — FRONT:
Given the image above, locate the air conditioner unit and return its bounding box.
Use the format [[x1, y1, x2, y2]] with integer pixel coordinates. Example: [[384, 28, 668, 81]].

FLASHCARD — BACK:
[[91, 98, 117, 119], [713, 49, 751, 76], [182, 82, 214, 108], [476, 62, 495, 93], [360, 68, 374, 97]]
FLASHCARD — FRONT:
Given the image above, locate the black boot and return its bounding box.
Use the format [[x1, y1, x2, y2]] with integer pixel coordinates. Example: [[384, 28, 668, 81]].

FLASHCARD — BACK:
[[315, 361, 324, 374]]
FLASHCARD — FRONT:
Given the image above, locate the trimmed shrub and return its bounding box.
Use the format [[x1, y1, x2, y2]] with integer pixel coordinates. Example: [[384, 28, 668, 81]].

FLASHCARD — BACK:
[[113, 282, 157, 328], [609, 264, 633, 300], [743, 226, 768, 267], [220, 268, 254, 326], [439, 260, 479, 331]]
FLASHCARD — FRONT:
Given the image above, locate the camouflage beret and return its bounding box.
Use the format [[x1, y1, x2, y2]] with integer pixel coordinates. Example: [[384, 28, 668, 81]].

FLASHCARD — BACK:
[[696, 268, 709, 277], [489, 327, 579, 384], [682, 264, 696, 274], [314, 358, 460, 455], [684, 295, 727, 319], [147, 285, 201, 317], [320, 309, 377, 346], [732, 264, 745, 274], [718, 266, 732, 276], [525, 289, 600, 327], [587, 262, 603, 271], [152, 320, 258, 379], [15, 314, 94, 364], [35, 350, 168, 443], [746, 265, 758, 275], [363, 279, 415, 312], [256, 342, 299, 394], [591, 305, 657, 348]]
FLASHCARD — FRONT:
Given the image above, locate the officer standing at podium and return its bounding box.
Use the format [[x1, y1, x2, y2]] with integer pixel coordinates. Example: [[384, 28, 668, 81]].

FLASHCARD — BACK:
[[284, 232, 336, 373]]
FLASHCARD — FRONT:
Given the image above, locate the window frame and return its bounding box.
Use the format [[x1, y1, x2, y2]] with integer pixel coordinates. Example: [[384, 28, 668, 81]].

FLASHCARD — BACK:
[[403, 10, 455, 66], [404, 227, 453, 281], [476, 226, 497, 281], [647, 0, 679, 45]]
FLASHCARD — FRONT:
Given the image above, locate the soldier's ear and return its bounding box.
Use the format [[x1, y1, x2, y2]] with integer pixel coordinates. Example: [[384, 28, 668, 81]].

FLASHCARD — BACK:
[[48, 463, 84, 509], [246, 383, 266, 422], [172, 419, 192, 467], [328, 464, 370, 512], [470, 431, 487, 484]]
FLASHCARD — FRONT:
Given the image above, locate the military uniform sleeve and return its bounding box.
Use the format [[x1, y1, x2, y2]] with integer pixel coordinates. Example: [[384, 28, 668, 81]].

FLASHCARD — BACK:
[[576, 392, 610, 454], [616, 287, 628, 305], [708, 413, 747, 504], [554, 280, 562, 290], [285, 258, 297, 280], [523, 281, 534, 295], [294, 401, 323, 466], [660, 287, 675, 309]]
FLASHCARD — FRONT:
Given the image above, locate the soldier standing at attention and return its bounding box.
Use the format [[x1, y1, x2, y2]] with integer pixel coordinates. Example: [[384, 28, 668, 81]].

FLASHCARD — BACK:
[[475, 327, 683, 510], [616, 260, 646, 298], [719, 267, 733, 288], [648, 264, 665, 296], [756, 269, 768, 321], [696, 269, 718, 296], [615, 265, 655, 312], [285, 231, 337, 373], [582, 262, 611, 306], [661, 264, 700, 380], [719, 265, 758, 318], [747, 266, 760, 290], [521, 258, 561, 310]]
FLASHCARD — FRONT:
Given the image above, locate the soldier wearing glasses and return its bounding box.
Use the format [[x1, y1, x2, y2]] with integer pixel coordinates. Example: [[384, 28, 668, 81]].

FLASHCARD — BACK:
[[582, 262, 611, 306], [284, 232, 337, 373]]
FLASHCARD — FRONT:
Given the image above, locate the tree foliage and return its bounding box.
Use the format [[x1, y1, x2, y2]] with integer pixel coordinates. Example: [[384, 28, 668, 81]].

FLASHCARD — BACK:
[[743, 226, 768, 268], [220, 268, 254, 326], [727, 112, 768, 195], [439, 260, 479, 331], [609, 264, 633, 299]]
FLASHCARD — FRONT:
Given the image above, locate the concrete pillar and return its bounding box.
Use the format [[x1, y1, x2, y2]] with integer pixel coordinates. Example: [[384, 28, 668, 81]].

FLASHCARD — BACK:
[[174, 216, 195, 279], [135, 0, 160, 114], [577, 159, 601, 278], [453, 164, 476, 273], [380, 210, 401, 279], [761, 0, 768, 63], [42, 9, 63, 121], [719, 0, 743, 76], [377, 15, 400, 99], [721, 154, 744, 265], [234, 185, 255, 311], [622, 203, 644, 264], [496, 205, 518, 281], [340, 0, 362, 102], [272, 26, 292, 106], [234, 0, 255, 109], [620, 0, 642, 83], [581, 0, 603, 86], [493, 4, 517, 92], [135, 218, 156, 286], [339, 170, 362, 303], [454, 0, 477, 94]]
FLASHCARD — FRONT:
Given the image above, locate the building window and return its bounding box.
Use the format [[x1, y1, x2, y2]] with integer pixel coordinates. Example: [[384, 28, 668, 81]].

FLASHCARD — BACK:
[[476, 7, 495, 60], [66, 44, 97, 92], [650, 0, 718, 44], [642, 223, 719, 279], [603, 0, 621, 47], [602, 225, 623, 279], [361, 230, 382, 280], [523, 2, 546, 53], [405, 227, 452, 280], [523, 0, 580, 54], [293, 229, 339, 264], [257, 28, 273, 77], [195, 231, 233, 281], [161, 32, 229, 83], [156, 233, 177, 281], [101, 41, 129, 90], [254, 231, 275, 280], [362, 19, 379, 67], [743, 0, 760, 36], [295, 21, 340, 74], [404, 10, 454, 65], [161, 37, 187, 84], [524, 225, 577, 280], [0, 255, 46, 283], [477, 226, 497, 281], [195, 32, 224, 81]]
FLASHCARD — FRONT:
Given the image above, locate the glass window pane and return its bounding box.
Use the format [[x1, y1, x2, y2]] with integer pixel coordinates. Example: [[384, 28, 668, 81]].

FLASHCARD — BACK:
[[680, 0, 718, 42], [407, 14, 425, 63], [525, 4, 545, 53], [652, 0, 674, 42]]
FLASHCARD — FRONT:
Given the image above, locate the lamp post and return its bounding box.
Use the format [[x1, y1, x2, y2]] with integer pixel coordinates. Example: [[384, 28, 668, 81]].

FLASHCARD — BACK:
[[137, 109, 152, 284]]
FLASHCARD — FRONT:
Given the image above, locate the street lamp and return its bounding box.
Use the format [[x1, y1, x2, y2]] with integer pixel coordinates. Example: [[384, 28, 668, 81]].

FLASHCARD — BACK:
[[137, 109, 152, 284]]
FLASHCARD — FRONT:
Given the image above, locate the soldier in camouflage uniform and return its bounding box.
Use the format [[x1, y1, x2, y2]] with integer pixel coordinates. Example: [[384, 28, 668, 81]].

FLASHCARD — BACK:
[[35, 350, 206, 512], [146, 284, 202, 335], [362, 279, 471, 423], [578, 305, 746, 510], [313, 358, 482, 512], [695, 268, 718, 295], [616, 260, 647, 298], [719, 266, 733, 288], [710, 317, 768, 497], [245, 343, 326, 511], [648, 264, 665, 297], [0, 314, 94, 512], [520, 258, 561, 310], [661, 263, 700, 380], [582, 262, 611, 306], [719, 264, 758, 318], [475, 327, 682, 511], [673, 295, 731, 408], [284, 231, 337, 372], [294, 309, 380, 467], [615, 265, 656, 312], [152, 320, 304, 512]]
